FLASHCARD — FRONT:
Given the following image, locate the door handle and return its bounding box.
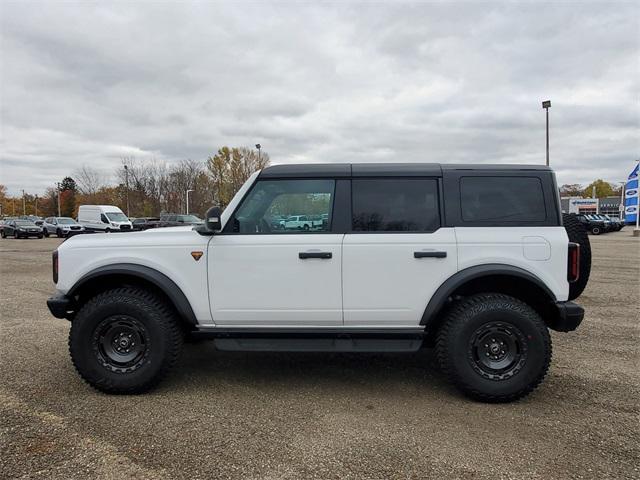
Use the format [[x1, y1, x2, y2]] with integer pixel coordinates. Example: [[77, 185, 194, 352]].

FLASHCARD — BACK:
[[414, 251, 447, 259], [299, 251, 332, 259]]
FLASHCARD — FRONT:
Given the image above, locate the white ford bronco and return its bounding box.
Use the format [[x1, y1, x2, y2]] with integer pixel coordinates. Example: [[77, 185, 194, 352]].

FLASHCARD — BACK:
[[47, 164, 590, 402]]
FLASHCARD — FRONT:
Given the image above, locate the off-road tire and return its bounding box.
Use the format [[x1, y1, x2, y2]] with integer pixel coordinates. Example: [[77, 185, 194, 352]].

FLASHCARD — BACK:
[[562, 213, 591, 300], [436, 293, 552, 403], [69, 287, 183, 394]]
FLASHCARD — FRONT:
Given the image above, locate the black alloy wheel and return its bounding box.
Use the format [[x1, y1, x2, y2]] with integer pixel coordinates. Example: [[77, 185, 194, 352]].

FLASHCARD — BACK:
[[93, 315, 150, 374], [468, 321, 527, 381]]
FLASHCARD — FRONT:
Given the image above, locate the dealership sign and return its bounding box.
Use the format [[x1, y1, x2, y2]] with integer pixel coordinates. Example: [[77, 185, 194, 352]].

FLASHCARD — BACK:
[[624, 163, 639, 224]]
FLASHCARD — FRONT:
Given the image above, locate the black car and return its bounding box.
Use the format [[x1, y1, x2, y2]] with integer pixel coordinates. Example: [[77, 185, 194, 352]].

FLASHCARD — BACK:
[[603, 215, 624, 231], [1, 219, 43, 238], [158, 214, 204, 228], [574, 214, 606, 235], [132, 217, 161, 231]]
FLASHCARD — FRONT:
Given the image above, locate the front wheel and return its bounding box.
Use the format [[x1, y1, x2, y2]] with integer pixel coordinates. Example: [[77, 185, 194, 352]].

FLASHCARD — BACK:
[[591, 226, 601, 235], [43, 229, 49, 237], [436, 293, 551, 403], [69, 287, 184, 394]]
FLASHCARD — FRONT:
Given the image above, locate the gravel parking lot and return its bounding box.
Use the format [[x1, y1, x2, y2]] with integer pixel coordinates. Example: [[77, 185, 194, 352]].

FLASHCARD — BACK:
[[1, 231, 638, 479]]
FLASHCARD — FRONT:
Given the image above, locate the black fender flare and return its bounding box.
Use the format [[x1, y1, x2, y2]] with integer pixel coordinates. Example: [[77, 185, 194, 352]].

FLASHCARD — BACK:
[[68, 263, 198, 325], [420, 264, 557, 327]]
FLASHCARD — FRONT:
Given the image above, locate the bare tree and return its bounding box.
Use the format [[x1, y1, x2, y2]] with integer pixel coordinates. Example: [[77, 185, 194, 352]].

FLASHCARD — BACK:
[[75, 165, 107, 196]]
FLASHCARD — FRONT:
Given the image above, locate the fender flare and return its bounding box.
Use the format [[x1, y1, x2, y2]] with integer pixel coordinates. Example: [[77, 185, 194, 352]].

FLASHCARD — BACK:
[[420, 264, 557, 327], [68, 263, 198, 325]]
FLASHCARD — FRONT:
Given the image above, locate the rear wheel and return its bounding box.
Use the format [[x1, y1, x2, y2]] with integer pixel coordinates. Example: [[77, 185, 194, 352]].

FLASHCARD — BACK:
[[69, 287, 184, 394], [562, 213, 591, 300], [1, 230, 5, 238], [591, 226, 600, 235], [436, 293, 551, 403]]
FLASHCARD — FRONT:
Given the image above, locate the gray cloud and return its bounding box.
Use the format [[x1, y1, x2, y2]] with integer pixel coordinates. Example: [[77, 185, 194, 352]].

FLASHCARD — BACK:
[[1, 1, 639, 195]]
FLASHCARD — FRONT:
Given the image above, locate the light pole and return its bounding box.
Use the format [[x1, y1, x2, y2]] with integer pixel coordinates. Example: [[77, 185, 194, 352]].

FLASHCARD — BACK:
[[542, 100, 551, 166], [255, 143, 261, 162], [57, 182, 61, 217], [186, 189, 194, 215], [22, 189, 26, 215], [124, 165, 130, 217]]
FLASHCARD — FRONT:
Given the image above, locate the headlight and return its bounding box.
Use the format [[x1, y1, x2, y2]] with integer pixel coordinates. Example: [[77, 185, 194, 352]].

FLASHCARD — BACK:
[[111, 223, 117, 227], [18, 228, 26, 231]]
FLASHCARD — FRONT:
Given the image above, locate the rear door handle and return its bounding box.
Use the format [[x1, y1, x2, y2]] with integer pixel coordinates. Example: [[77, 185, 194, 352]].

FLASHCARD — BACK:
[[414, 251, 447, 259], [299, 251, 332, 259]]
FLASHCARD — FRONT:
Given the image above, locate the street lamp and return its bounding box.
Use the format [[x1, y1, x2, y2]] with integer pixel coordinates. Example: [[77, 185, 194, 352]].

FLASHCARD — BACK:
[[255, 143, 261, 162], [124, 165, 130, 217], [186, 189, 194, 215], [542, 100, 551, 166]]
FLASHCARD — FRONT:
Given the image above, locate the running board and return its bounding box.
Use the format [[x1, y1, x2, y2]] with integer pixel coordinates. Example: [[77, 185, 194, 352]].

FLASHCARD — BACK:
[[193, 327, 425, 353]]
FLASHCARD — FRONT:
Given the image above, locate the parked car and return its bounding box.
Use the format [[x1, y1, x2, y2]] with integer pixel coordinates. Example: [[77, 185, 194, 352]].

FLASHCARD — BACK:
[[574, 214, 606, 235], [132, 217, 161, 231], [158, 214, 204, 228], [1, 219, 43, 238], [0, 217, 17, 236], [603, 215, 624, 231], [48, 163, 590, 403], [42, 217, 85, 237], [78, 205, 133, 232], [282, 215, 323, 230], [20, 215, 44, 226]]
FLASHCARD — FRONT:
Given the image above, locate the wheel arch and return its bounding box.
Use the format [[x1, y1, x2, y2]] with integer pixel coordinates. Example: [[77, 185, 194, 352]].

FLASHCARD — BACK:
[[67, 263, 198, 326], [421, 264, 558, 332]]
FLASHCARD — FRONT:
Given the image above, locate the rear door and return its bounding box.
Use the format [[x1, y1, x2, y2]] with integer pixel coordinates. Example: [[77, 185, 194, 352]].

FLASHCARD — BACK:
[[342, 177, 457, 327]]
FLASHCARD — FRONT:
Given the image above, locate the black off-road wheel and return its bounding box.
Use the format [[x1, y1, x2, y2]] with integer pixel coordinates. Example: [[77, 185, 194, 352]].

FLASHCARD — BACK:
[[562, 213, 591, 300], [69, 287, 183, 394], [436, 293, 551, 403]]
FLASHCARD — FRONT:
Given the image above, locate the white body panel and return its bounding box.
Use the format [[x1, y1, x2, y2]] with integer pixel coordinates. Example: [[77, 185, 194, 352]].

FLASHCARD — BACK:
[[342, 229, 458, 326], [55, 227, 214, 324], [454, 227, 570, 301], [208, 234, 343, 326], [78, 205, 133, 231]]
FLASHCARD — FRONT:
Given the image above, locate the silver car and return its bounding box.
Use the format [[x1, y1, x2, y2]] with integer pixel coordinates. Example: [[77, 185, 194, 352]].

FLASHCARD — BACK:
[[42, 217, 85, 237]]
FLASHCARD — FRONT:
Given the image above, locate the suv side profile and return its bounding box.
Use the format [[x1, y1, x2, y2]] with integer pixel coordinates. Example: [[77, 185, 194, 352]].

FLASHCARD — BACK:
[[47, 164, 590, 403]]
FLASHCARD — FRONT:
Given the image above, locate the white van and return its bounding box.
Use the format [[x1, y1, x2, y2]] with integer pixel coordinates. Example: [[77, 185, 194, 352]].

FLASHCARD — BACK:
[[77, 205, 133, 232]]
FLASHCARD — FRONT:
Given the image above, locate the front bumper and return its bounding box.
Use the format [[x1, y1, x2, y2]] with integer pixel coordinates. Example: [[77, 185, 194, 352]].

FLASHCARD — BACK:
[[550, 301, 584, 332], [47, 294, 73, 320]]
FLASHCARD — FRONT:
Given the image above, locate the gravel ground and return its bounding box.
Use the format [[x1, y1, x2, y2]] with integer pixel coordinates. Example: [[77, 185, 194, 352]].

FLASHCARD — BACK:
[[1, 231, 638, 479]]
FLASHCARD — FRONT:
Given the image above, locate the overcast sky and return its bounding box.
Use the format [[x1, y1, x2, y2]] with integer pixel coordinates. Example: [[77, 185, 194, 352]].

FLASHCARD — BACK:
[[1, 1, 638, 195]]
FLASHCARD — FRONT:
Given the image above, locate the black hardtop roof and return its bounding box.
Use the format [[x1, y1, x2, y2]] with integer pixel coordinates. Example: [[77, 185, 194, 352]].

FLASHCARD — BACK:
[[259, 163, 551, 178]]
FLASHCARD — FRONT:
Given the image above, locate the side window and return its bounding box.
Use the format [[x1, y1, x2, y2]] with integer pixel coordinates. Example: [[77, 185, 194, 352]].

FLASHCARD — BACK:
[[100, 214, 109, 223], [352, 178, 440, 232], [168, 215, 177, 222], [230, 179, 335, 233], [460, 176, 546, 222]]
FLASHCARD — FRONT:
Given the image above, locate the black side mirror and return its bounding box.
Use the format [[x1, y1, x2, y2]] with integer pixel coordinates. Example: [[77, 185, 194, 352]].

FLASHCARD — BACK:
[[205, 206, 222, 232]]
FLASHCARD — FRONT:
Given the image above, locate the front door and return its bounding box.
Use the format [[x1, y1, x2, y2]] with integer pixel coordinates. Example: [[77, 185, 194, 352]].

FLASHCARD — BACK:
[[209, 178, 343, 327], [342, 177, 458, 327]]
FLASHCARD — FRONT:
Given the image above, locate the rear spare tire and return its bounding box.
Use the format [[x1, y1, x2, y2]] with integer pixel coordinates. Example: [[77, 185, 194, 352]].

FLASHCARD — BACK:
[[69, 287, 183, 394], [563, 213, 591, 300]]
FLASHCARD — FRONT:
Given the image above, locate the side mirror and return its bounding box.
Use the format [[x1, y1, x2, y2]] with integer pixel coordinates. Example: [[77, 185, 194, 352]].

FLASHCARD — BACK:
[[205, 206, 222, 232]]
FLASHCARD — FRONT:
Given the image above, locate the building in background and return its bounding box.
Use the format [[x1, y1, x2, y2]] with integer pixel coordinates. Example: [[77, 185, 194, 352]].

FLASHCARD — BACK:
[[561, 197, 599, 215]]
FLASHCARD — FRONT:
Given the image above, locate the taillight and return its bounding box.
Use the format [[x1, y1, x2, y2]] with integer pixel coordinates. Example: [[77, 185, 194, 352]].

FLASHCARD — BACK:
[[52, 250, 58, 284], [567, 242, 580, 283]]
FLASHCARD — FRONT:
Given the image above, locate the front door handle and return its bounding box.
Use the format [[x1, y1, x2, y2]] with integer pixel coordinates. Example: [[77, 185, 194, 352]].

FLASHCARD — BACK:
[[299, 251, 332, 259], [414, 251, 447, 259]]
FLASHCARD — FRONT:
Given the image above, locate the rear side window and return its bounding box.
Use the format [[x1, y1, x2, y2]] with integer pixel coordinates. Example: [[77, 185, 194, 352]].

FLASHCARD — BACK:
[[460, 176, 546, 222], [352, 178, 440, 232]]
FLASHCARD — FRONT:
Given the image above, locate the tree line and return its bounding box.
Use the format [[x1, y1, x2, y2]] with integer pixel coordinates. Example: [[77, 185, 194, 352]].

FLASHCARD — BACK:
[[0, 146, 270, 219]]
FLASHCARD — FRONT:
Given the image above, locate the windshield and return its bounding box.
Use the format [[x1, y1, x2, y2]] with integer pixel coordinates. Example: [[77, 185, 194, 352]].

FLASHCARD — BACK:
[[106, 212, 128, 222], [15, 220, 35, 226], [57, 217, 76, 224], [179, 215, 202, 222]]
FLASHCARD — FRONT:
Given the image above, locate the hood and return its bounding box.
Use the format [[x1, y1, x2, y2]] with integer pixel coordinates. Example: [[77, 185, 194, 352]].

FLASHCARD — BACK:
[[59, 225, 207, 250]]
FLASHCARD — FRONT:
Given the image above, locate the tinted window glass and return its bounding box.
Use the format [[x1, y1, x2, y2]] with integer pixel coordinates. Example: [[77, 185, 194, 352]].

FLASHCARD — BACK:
[[460, 177, 546, 222], [231, 179, 335, 233], [352, 178, 440, 232]]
